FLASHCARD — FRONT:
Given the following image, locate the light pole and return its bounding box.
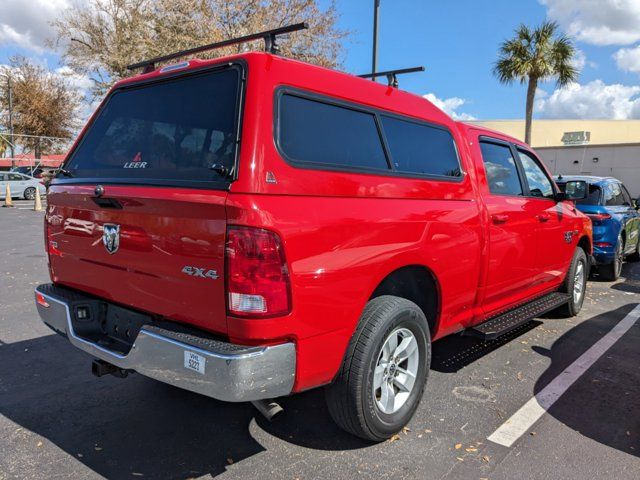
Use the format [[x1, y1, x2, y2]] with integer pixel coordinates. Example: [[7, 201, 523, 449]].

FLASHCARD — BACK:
[[372, 0, 380, 81], [8, 76, 15, 167]]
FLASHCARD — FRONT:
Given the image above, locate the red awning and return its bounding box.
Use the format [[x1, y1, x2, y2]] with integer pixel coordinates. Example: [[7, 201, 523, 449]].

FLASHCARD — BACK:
[[0, 154, 66, 168]]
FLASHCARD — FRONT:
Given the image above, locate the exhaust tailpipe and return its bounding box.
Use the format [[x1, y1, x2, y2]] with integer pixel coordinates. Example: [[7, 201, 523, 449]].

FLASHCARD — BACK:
[[251, 399, 283, 421]]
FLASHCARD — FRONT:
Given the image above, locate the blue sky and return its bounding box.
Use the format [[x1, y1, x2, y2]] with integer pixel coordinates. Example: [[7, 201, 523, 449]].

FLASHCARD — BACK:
[[328, 0, 640, 120], [1, 0, 640, 121]]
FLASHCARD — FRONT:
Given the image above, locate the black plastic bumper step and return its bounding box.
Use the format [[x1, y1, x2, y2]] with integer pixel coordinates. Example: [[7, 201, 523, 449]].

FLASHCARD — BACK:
[[465, 292, 570, 340]]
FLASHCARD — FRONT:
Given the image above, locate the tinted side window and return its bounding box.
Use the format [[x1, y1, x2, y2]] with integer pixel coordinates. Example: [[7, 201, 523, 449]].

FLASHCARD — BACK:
[[620, 184, 633, 206], [380, 116, 461, 177], [278, 94, 388, 170], [605, 183, 625, 206], [8, 174, 22, 181], [517, 150, 554, 199], [479, 142, 523, 196]]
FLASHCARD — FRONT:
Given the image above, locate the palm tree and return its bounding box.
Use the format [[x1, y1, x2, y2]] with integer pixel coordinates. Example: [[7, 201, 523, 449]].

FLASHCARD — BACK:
[[494, 21, 578, 145]]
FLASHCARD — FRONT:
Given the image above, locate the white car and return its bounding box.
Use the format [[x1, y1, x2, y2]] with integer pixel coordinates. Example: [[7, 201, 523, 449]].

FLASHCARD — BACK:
[[0, 172, 44, 200]]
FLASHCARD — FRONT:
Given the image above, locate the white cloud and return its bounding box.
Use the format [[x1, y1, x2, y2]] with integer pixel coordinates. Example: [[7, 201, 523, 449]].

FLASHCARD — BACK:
[[614, 44, 640, 73], [55, 66, 93, 91], [423, 93, 476, 121], [535, 80, 640, 119], [0, 0, 69, 53], [542, 0, 640, 46], [569, 48, 597, 71]]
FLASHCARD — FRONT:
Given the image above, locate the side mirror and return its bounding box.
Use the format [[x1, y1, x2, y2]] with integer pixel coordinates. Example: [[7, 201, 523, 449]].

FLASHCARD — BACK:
[[558, 180, 588, 202], [634, 198, 640, 210]]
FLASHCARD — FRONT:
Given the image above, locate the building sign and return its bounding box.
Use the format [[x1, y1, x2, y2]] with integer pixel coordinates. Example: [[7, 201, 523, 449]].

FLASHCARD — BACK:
[[561, 131, 591, 145]]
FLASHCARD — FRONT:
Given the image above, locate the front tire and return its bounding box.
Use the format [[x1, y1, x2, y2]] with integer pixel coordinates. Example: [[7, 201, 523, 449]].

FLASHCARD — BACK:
[[556, 247, 588, 317], [325, 296, 431, 441]]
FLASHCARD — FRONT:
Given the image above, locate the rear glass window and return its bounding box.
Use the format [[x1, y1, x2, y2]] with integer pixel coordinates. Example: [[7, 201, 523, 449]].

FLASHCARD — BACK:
[[278, 94, 389, 170], [381, 116, 461, 177], [65, 67, 241, 182], [558, 183, 601, 205]]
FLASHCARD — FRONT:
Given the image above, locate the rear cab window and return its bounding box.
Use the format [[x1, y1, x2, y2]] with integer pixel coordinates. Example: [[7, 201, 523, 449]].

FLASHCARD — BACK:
[[63, 65, 244, 187]]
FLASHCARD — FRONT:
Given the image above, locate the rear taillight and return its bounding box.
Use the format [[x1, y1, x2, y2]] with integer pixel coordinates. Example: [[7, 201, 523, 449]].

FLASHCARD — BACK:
[[595, 242, 613, 248], [587, 213, 612, 223], [225, 226, 291, 318]]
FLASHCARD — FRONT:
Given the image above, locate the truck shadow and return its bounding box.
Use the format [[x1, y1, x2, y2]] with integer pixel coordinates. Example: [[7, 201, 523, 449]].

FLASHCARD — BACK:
[[531, 303, 639, 457], [0, 333, 367, 479]]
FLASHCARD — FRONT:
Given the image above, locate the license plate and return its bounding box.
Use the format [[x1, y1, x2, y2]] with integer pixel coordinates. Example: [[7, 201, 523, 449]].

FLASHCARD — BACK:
[[184, 351, 205, 375]]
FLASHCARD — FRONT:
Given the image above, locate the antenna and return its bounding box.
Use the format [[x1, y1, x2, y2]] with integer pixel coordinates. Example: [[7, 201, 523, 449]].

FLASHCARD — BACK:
[[358, 66, 425, 88], [127, 22, 309, 73]]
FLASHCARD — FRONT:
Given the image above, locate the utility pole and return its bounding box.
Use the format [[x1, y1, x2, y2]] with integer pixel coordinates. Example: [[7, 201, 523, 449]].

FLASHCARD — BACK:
[[372, 0, 380, 81], [8, 76, 15, 168]]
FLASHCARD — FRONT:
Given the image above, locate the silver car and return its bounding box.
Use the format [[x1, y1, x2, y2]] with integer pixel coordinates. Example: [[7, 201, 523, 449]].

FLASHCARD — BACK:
[[0, 172, 44, 200]]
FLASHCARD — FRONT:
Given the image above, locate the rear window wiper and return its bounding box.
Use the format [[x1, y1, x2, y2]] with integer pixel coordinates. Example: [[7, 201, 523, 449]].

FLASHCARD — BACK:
[[56, 168, 75, 178]]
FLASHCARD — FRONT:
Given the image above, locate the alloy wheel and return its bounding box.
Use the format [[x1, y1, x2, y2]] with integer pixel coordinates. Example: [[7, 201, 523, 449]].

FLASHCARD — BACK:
[[373, 327, 420, 415], [573, 260, 585, 304]]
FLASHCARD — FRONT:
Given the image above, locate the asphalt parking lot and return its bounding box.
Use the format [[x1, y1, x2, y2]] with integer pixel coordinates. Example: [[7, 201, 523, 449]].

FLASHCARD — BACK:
[[1, 204, 639, 480]]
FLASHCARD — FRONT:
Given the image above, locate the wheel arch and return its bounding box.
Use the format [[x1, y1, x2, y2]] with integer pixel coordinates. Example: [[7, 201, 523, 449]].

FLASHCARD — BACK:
[[369, 264, 441, 335], [577, 235, 591, 255]]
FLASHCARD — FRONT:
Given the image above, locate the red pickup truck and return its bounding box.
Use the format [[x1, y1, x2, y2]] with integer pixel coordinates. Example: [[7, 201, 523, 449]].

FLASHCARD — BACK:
[[35, 41, 592, 441]]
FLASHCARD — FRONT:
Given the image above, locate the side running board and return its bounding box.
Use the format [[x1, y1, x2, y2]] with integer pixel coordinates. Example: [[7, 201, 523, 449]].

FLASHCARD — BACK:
[[465, 292, 570, 340]]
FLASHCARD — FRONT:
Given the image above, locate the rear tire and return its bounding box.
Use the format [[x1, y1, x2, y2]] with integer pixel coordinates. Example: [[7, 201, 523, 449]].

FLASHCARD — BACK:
[[325, 296, 431, 442], [556, 247, 588, 317], [23, 187, 36, 200], [600, 235, 623, 281]]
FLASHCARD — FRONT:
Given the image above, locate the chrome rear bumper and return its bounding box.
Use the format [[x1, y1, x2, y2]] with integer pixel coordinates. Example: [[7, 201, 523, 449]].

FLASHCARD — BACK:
[[35, 284, 295, 402]]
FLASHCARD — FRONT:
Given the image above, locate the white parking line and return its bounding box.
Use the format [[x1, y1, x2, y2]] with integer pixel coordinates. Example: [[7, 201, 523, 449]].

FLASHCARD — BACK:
[[488, 304, 640, 448]]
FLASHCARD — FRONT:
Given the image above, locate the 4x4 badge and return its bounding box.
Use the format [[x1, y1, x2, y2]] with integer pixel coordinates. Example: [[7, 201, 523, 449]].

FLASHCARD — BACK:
[[102, 224, 120, 254]]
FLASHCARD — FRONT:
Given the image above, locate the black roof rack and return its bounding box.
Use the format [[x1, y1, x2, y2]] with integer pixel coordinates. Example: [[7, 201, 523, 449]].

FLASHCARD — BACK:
[[127, 22, 309, 73], [358, 66, 425, 88]]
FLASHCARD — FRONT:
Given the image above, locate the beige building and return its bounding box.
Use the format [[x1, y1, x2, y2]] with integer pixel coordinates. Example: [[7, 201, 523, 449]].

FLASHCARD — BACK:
[[469, 119, 640, 197]]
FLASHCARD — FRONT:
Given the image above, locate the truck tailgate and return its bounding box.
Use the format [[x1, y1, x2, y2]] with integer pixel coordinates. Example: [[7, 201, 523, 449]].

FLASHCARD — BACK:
[[46, 184, 228, 335]]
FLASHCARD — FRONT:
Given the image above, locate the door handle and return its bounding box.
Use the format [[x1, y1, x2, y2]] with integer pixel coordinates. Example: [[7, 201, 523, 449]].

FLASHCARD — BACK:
[[492, 214, 509, 224], [538, 214, 550, 222]]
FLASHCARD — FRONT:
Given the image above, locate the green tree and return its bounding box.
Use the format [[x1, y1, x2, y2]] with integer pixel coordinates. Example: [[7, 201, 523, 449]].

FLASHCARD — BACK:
[[493, 21, 578, 145]]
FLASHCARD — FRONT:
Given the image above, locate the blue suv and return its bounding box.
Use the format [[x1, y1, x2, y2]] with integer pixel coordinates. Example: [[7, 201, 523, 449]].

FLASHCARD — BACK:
[[557, 176, 640, 280]]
